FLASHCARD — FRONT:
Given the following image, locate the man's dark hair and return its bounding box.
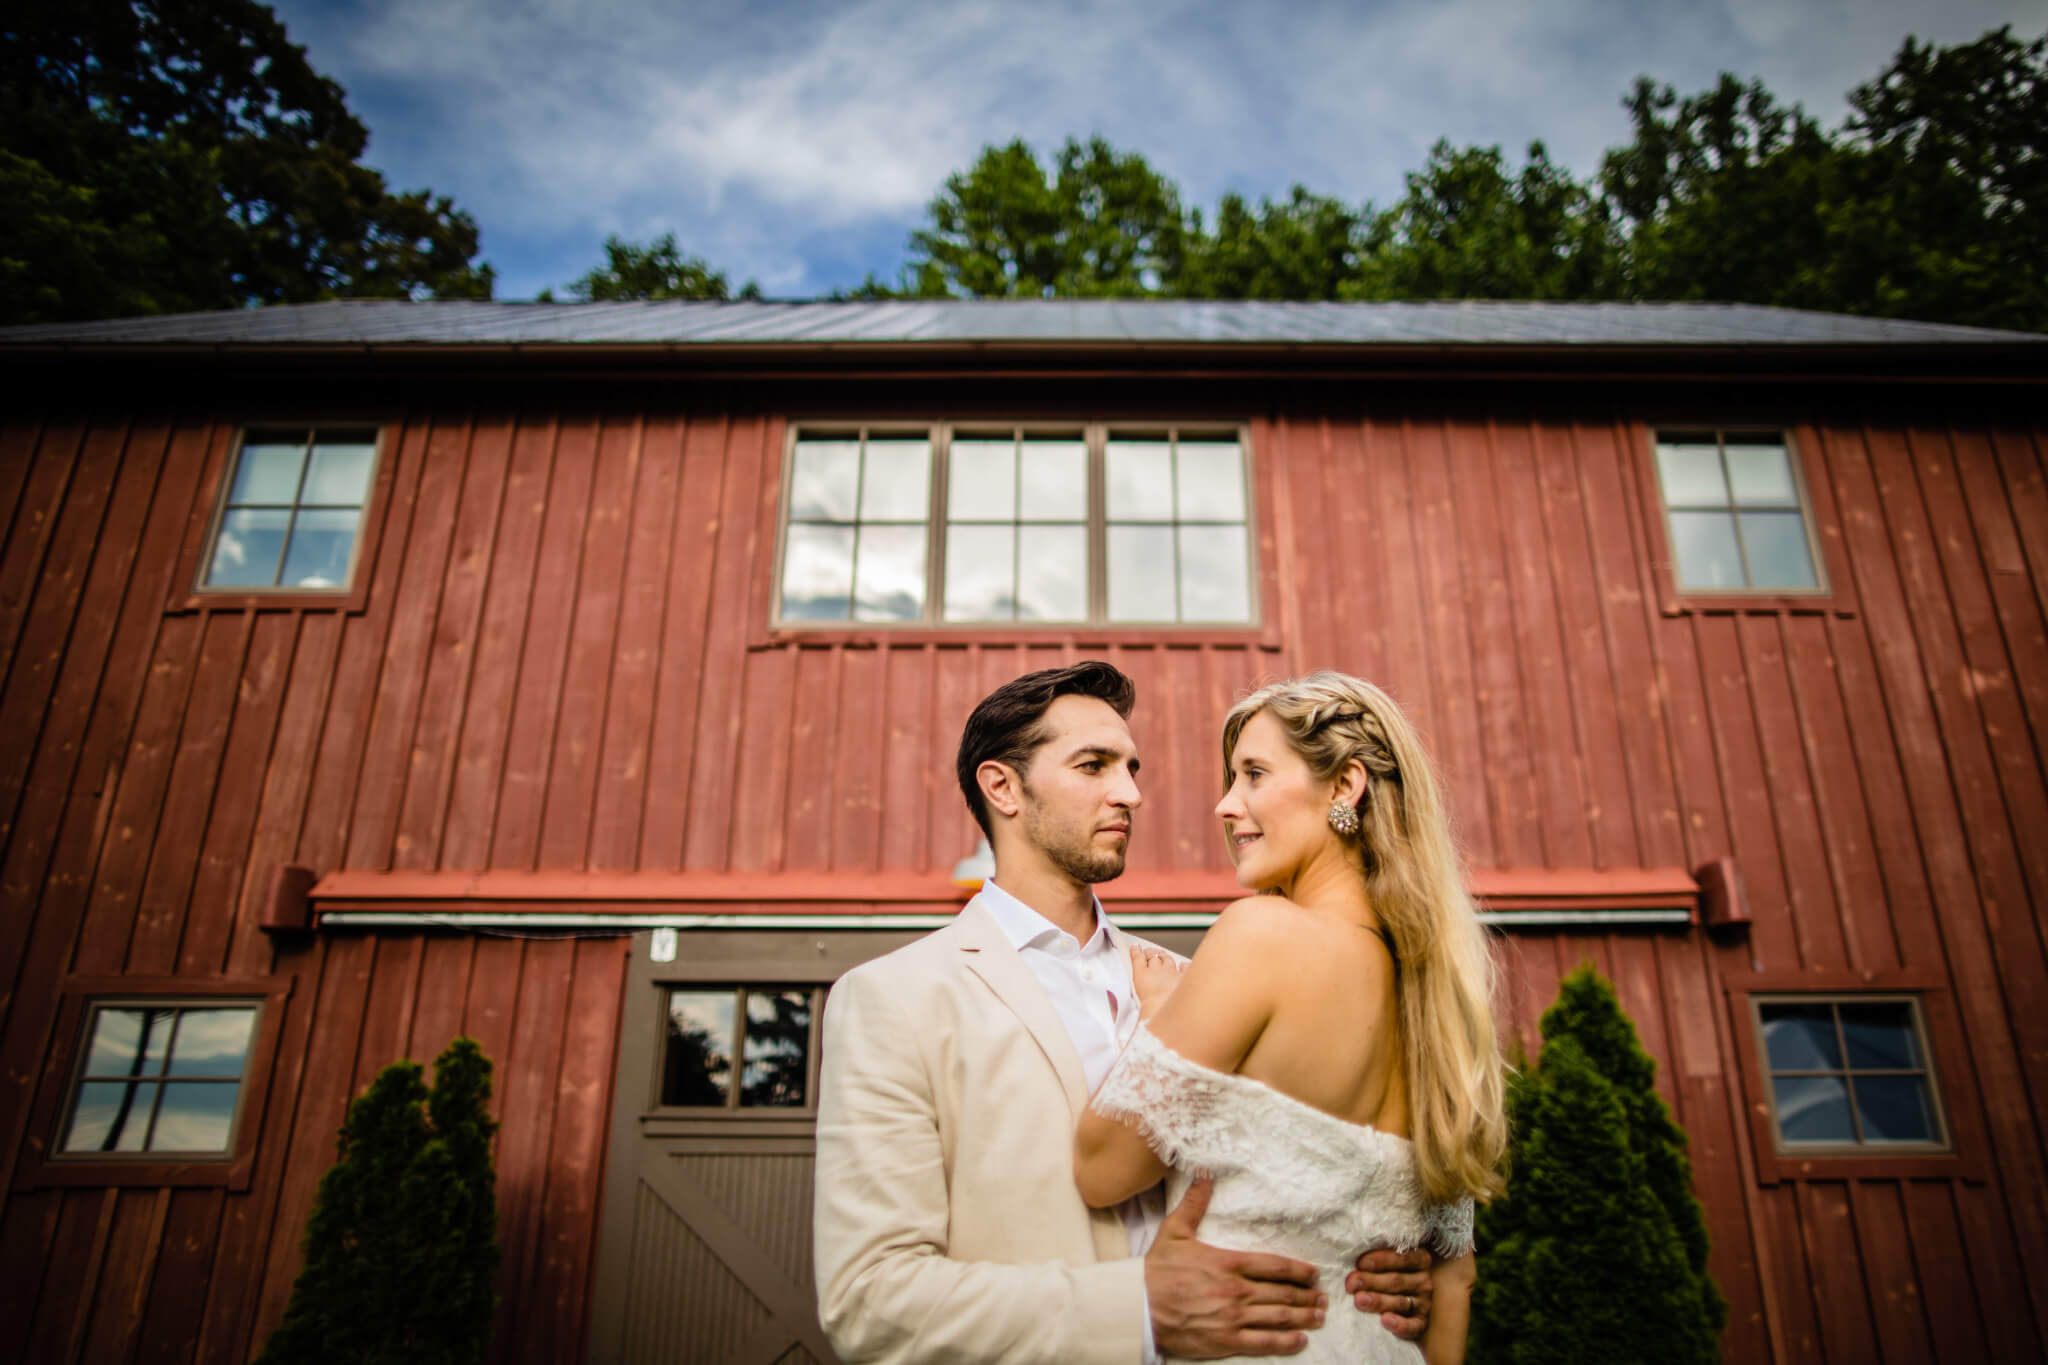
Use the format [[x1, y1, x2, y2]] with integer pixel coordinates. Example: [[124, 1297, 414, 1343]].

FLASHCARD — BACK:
[[956, 661, 1137, 838]]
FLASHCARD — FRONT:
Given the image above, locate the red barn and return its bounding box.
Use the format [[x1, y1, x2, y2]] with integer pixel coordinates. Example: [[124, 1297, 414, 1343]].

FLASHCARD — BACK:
[[1, 299, 2043, 1364]]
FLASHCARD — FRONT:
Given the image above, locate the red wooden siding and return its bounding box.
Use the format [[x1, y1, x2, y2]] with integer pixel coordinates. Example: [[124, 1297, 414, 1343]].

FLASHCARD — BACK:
[[0, 378, 2044, 1363]]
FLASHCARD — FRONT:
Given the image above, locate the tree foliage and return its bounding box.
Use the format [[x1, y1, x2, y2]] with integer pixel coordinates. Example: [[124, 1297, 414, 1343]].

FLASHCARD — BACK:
[[0, 0, 493, 324], [256, 1037, 500, 1365], [1604, 24, 2046, 329], [1360, 140, 1624, 301], [559, 231, 760, 301], [819, 24, 2042, 328], [904, 136, 1188, 298], [1470, 967, 1725, 1365]]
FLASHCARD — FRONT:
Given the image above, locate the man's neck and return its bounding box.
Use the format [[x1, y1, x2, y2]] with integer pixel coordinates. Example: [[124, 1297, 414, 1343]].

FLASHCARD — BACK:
[[988, 862, 1100, 943]]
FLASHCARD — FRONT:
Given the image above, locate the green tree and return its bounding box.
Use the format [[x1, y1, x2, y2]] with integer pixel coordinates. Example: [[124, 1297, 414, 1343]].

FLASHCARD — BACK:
[[257, 1037, 501, 1365], [1360, 140, 1623, 301], [905, 136, 1187, 298], [562, 231, 762, 301], [1471, 967, 1724, 1365], [1179, 187, 1367, 300], [1605, 26, 2048, 330], [0, 0, 493, 324]]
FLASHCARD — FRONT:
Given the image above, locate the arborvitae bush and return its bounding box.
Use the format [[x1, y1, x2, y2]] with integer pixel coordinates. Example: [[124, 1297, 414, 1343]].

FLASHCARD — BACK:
[[1471, 966, 1726, 1365], [257, 1036, 500, 1365]]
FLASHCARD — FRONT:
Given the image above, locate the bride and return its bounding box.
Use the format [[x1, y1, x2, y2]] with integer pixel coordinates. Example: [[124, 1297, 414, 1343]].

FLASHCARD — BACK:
[[1076, 672, 1507, 1364]]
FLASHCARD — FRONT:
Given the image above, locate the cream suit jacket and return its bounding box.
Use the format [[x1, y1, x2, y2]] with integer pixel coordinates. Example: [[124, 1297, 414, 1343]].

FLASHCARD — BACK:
[[813, 895, 1159, 1364]]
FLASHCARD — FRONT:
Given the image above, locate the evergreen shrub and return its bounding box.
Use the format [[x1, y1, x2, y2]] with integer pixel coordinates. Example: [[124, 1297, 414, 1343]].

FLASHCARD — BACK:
[[1471, 966, 1726, 1365], [257, 1036, 501, 1365]]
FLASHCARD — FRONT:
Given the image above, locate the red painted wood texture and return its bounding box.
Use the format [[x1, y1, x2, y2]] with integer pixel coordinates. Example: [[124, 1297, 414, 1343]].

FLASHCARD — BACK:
[[0, 376, 2042, 1364]]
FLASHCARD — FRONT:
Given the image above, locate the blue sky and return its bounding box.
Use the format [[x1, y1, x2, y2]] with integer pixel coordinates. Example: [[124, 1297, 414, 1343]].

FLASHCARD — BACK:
[[266, 0, 2043, 300]]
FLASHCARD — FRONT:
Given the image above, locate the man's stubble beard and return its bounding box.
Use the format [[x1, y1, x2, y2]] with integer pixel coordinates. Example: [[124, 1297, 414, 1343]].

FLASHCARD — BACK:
[[1019, 779, 1129, 885]]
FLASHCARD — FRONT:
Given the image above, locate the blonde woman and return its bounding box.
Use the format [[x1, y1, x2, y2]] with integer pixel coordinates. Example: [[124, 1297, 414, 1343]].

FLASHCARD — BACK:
[[1075, 672, 1507, 1365]]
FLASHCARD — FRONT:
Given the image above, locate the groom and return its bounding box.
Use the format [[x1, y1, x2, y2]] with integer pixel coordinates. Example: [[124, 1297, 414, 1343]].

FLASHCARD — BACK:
[[813, 661, 1436, 1363]]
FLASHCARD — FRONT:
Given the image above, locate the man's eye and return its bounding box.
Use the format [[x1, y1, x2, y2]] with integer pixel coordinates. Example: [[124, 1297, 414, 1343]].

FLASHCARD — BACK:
[[1080, 760, 1102, 771]]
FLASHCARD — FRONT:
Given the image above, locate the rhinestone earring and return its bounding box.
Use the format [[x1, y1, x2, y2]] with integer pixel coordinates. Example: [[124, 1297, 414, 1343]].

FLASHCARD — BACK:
[[1328, 800, 1360, 836]]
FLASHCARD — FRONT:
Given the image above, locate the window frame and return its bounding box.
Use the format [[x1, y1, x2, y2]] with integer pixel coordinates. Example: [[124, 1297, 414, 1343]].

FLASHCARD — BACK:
[[16, 974, 293, 1190], [1637, 423, 1857, 617], [169, 423, 395, 614], [1748, 992, 1949, 1154], [1723, 970, 1984, 1184], [653, 982, 827, 1117], [763, 420, 1274, 642]]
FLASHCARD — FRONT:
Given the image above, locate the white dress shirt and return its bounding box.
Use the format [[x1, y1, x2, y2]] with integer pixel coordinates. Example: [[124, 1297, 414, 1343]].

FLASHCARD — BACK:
[[979, 879, 1168, 1361]]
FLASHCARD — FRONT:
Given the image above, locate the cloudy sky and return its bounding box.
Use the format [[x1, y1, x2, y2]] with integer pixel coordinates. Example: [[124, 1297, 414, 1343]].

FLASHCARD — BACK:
[[266, 0, 2041, 300]]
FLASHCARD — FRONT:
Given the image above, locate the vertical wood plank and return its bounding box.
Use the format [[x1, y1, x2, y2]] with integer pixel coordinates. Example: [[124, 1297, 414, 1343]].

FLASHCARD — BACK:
[[1533, 417, 1641, 869], [1492, 415, 1592, 869], [526, 935, 630, 1365], [0, 419, 85, 693], [393, 414, 513, 872], [1736, 614, 1845, 973], [1898, 1181, 1993, 1365], [177, 612, 298, 976], [0, 420, 150, 853], [540, 414, 641, 870], [441, 413, 559, 870], [590, 414, 682, 872], [879, 645, 935, 870], [1846, 1181, 1935, 1365], [681, 417, 766, 871], [491, 939, 576, 1362], [126, 609, 256, 973], [343, 415, 467, 873], [492, 413, 601, 871]]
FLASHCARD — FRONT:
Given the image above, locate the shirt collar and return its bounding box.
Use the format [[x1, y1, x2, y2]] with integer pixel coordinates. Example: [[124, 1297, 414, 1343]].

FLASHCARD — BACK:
[[978, 878, 1113, 954]]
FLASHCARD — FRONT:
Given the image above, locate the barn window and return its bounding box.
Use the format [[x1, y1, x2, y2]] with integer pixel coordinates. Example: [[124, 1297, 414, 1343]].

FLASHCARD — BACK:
[[58, 1001, 260, 1156], [1752, 996, 1948, 1152], [662, 986, 819, 1110], [200, 429, 380, 593], [1653, 431, 1822, 593], [777, 425, 1256, 626]]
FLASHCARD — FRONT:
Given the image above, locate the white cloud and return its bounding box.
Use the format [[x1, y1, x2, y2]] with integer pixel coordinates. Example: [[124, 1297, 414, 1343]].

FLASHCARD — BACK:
[[269, 0, 2043, 297]]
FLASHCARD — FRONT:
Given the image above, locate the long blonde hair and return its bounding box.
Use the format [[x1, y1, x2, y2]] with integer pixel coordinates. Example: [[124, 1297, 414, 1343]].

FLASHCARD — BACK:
[[1222, 671, 1507, 1203]]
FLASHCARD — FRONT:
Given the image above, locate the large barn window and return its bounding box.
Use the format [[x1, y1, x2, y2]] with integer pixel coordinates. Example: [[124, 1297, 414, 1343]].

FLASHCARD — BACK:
[[776, 425, 1256, 627], [1751, 995, 1949, 1153], [1652, 431, 1822, 593], [200, 429, 380, 594]]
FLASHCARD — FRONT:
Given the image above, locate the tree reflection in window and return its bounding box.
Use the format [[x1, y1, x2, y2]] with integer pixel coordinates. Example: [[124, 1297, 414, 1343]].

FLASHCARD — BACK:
[[662, 987, 816, 1109]]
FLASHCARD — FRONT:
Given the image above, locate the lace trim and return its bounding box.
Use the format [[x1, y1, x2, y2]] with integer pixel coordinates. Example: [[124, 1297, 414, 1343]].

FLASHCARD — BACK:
[[1424, 1197, 1475, 1260]]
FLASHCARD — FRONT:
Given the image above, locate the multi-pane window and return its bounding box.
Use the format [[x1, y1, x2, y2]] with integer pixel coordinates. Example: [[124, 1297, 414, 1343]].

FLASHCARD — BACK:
[[1754, 997, 1947, 1150], [1654, 431, 1820, 592], [777, 426, 1255, 626], [662, 986, 819, 1110], [60, 1002, 259, 1156], [203, 429, 379, 591]]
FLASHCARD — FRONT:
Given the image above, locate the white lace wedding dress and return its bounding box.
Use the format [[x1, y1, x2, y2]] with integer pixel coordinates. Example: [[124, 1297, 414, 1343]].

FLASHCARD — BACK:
[[1092, 1024, 1473, 1364]]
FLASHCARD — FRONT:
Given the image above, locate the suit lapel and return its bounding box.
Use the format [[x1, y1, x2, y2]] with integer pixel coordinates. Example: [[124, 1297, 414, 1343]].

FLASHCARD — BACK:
[[952, 899, 1091, 1118]]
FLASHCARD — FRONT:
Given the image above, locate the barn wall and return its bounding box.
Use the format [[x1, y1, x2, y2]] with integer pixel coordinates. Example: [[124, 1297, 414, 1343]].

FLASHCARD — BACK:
[[0, 374, 2042, 1362]]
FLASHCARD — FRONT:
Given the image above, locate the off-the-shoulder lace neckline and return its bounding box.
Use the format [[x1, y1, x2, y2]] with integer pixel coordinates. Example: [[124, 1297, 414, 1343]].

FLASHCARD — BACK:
[[1130, 1023, 1413, 1147]]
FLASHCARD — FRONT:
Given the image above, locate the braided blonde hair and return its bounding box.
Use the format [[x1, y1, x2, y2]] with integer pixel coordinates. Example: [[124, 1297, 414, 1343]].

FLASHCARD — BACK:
[[1222, 671, 1506, 1202]]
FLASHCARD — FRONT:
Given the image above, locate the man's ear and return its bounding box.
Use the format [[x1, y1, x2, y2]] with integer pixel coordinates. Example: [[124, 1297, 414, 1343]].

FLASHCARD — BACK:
[[977, 759, 1026, 821]]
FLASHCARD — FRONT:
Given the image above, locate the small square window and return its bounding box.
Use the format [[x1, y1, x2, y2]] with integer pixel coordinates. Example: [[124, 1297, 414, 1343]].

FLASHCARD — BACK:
[[201, 429, 380, 593], [661, 986, 819, 1110], [1654, 431, 1822, 593], [59, 1002, 260, 1157], [1753, 996, 1948, 1152]]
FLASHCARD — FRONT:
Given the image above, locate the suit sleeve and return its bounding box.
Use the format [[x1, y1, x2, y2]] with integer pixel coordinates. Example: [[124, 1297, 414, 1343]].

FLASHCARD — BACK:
[[812, 962, 1148, 1365]]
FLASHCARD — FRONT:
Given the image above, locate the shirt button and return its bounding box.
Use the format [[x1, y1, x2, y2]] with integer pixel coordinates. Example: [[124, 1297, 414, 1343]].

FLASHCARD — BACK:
[[1081, 967, 1096, 981]]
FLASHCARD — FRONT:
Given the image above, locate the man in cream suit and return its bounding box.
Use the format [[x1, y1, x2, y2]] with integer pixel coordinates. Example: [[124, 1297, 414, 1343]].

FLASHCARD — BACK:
[[814, 662, 1434, 1363]]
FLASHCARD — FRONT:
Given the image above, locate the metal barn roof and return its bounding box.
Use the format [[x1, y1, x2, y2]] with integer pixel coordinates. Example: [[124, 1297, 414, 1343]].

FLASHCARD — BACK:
[[1, 299, 2038, 348]]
